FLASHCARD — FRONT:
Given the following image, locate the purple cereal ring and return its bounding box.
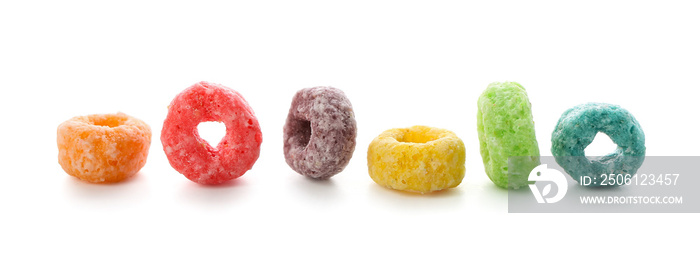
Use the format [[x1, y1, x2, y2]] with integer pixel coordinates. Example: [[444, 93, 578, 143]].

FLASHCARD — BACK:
[[283, 86, 357, 179]]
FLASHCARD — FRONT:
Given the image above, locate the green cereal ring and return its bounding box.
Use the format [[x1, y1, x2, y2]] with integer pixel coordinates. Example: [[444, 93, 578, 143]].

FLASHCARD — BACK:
[[551, 103, 646, 186], [477, 82, 540, 189]]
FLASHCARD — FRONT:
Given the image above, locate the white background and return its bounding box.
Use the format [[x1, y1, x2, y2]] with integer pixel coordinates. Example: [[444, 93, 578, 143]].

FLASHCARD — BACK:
[[1, 1, 698, 270]]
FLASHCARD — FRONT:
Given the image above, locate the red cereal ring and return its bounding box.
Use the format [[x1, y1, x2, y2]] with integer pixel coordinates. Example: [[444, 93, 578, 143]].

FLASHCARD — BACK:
[[161, 82, 263, 185]]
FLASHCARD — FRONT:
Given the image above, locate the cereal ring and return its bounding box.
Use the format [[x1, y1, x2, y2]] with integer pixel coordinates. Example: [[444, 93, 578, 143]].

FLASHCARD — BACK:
[[551, 103, 645, 186], [283, 86, 357, 179], [57, 113, 151, 183], [367, 126, 465, 193], [477, 82, 540, 189], [161, 82, 263, 185]]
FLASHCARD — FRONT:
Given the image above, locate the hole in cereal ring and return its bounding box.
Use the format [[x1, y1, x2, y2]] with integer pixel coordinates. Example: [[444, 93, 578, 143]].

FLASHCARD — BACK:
[[197, 121, 227, 148], [89, 114, 127, 128], [397, 128, 440, 144], [585, 132, 618, 157], [292, 119, 312, 148]]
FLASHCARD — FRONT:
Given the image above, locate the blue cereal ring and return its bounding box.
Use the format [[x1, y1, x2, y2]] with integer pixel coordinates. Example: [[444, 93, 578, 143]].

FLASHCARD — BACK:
[[551, 103, 645, 186]]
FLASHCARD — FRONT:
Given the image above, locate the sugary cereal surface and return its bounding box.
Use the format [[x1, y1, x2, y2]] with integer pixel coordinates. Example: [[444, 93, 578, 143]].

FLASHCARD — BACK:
[[367, 126, 465, 193], [551, 102, 645, 186], [477, 82, 540, 189], [57, 113, 151, 183], [283, 86, 357, 179], [161, 81, 262, 185]]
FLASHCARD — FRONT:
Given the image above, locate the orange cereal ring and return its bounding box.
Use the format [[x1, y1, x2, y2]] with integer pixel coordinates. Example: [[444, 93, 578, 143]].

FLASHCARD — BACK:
[[57, 113, 152, 183]]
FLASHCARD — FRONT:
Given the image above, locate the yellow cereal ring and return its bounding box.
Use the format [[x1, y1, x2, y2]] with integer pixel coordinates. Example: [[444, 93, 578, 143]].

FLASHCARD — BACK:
[[57, 113, 152, 183], [367, 126, 465, 193]]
